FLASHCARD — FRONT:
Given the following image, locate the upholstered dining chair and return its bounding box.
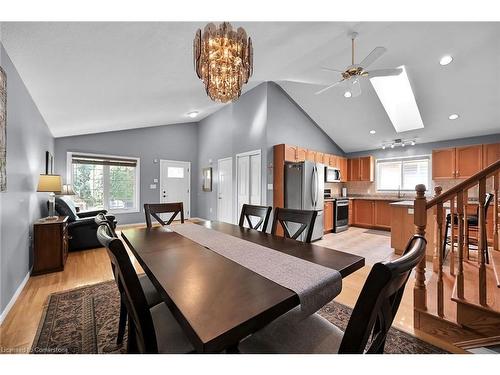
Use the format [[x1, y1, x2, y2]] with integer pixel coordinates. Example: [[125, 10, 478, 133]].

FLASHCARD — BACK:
[[238, 204, 272, 232], [271, 207, 317, 243], [144, 202, 184, 228], [96, 223, 194, 353], [95, 214, 162, 345], [239, 235, 427, 354]]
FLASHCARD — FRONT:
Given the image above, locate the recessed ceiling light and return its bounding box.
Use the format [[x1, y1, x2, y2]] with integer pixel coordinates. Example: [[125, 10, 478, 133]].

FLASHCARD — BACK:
[[187, 111, 199, 118], [369, 130, 376, 134], [411, 140, 416, 146], [344, 91, 352, 98], [390, 144, 395, 149], [402, 143, 406, 147], [382, 145, 386, 150], [440, 55, 453, 66], [448, 114, 459, 120]]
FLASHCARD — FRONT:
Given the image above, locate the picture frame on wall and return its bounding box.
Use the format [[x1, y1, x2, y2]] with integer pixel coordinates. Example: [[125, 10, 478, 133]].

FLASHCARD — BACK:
[[202, 167, 212, 192], [0, 66, 6, 192], [45, 151, 54, 174]]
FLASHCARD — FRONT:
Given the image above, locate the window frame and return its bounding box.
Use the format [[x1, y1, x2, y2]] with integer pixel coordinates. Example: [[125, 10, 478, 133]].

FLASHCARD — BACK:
[[67, 151, 141, 214], [375, 155, 431, 192]]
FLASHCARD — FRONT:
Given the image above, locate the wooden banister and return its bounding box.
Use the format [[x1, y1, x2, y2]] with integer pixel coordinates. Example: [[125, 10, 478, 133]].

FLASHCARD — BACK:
[[426, 159, 500, 209], [413, 184, 427, 311]]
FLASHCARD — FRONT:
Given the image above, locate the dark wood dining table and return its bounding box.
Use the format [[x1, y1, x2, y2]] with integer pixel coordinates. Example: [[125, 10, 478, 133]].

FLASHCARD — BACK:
[[121, 220, 365, 353]]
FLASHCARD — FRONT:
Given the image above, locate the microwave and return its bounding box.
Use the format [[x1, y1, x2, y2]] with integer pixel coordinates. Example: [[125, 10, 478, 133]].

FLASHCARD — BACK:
[[325, 166, 341, 182]]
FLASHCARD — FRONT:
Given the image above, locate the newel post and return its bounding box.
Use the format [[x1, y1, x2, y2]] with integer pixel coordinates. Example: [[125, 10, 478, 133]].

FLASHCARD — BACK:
[[414, 184, 427, 312]]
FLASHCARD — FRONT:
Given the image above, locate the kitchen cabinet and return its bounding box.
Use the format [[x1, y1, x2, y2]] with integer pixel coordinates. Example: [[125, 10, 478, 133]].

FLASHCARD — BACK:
[[296, 147, 307, 161], [316, 152, 324, 163], [328, 154, 338, 168], [354, 200, 374, 226], [455, 145, 482, 178], [306, 149, 317, 162], [348, 200, 353, 225], [324, 202, 334, 232], [284, 144, 299, 162], [374, 200, 392, 229], [339, 157, 348, 182], [348, 156, 373, 182], [483, 143, 500, 168], [432, 144, 483, 179]]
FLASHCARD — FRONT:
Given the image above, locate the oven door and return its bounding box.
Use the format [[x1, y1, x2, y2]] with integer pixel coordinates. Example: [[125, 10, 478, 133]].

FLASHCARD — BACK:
[[334, 200, 349, 232], [325, 167, 341, 182]]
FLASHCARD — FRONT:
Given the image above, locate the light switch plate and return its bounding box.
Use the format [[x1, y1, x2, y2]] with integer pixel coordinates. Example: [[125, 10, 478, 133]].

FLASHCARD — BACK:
[[408, 208, 414, 214], [267, 184, 273, 190], [150, 184, 157, 189], [153, 178, 158, 183]]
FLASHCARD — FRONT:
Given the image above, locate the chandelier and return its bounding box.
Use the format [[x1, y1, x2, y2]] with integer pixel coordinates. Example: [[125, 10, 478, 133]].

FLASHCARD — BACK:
[[193, 22, 253, 103]]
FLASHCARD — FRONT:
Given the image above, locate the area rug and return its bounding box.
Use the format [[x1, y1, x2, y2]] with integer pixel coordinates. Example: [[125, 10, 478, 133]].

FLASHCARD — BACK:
[[31, 280, 446, 354]]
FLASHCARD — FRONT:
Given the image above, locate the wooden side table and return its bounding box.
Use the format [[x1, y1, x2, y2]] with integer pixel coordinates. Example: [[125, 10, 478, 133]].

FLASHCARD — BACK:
[[32, 216, 69, 275]]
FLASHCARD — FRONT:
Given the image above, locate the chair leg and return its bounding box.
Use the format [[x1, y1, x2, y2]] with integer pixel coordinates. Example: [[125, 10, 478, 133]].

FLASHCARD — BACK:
[[127, 318, 138, 354], [117, 298, 128, 345], [442, 219, 450, 260]]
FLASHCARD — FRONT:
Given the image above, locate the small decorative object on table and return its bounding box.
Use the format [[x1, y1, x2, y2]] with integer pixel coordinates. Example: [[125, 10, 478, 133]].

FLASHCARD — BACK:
[[202, 167, 212, 192], [37, 174, 62, 220]]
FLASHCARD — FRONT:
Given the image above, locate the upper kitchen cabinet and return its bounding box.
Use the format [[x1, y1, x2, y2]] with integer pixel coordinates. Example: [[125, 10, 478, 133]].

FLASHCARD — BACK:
[[432, 144, 484, 179], [328, 154, 338, 168], [283, 144, 299, 162], [339, 157, 348, 182], [316, 152, 325, 163], [483, 143, 500, 168], [455, 145, 482, 178], [348, 156, 373, 182], [296, 147, 307, 161], [306, 149, 317, 162], [432, 148, 456, 179]]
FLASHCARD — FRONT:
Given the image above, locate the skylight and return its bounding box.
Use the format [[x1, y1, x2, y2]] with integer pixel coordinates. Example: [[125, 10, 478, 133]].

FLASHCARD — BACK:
[[370, 66, 424, 133]]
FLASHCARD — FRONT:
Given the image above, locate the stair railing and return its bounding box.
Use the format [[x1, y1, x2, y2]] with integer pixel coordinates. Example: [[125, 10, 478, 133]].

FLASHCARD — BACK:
[[413, 159, 500, 318]]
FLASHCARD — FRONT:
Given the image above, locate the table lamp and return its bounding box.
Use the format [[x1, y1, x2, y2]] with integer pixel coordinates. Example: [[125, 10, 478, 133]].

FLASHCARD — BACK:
[[37, 174, 62, 220]]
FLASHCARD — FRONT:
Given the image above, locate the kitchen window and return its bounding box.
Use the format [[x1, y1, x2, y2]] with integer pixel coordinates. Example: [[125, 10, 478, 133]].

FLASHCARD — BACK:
[[376, 156, 430, 191], [68, 152, 140, 213]]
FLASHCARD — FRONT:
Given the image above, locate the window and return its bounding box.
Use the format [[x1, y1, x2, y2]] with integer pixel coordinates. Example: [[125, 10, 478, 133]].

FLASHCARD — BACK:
[[69, 153, 140, 213], [167, 166, 184, 178], [376, 156, 429, 191]]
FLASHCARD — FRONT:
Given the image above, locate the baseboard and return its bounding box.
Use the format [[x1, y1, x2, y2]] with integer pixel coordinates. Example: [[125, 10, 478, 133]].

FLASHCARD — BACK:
[[0, 271, 30, 325]]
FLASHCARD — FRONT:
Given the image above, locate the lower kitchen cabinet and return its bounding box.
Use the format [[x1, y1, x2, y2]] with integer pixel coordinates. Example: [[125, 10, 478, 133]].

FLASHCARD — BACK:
[[324, 201, 334, 232], [373, 201, 392, 229], [353, 200, 374, 226], [351, 199, 394, 231]]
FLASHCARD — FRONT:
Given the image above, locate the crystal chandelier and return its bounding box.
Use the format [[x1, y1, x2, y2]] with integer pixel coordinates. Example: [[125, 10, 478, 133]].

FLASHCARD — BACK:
[[193, 22, 253, 103]]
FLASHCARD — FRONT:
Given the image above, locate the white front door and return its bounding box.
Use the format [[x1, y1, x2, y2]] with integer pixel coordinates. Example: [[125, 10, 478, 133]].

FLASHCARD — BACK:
[[160, 160, 191, 221], [236, 150, 262, 223], [217, 157, 233, 223]]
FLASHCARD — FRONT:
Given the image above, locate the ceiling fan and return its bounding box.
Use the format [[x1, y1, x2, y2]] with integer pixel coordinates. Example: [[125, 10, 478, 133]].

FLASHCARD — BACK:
[[315, 32, 402, 97]]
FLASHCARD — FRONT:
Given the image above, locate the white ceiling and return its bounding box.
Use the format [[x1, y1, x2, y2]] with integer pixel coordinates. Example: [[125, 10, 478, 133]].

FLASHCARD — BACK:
[[1, 22, 499, 151]]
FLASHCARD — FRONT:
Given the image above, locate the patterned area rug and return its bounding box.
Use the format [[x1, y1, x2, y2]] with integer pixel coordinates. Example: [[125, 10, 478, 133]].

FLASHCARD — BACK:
[[31, 280, 446, 354]]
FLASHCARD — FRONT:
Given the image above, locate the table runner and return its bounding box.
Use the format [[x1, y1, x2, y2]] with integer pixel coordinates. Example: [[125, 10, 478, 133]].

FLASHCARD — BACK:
[[168, 222, 342, 317]]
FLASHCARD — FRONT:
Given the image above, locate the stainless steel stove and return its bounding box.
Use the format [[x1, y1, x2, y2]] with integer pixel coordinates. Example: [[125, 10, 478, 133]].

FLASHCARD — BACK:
[[324, 189, 349, 233]]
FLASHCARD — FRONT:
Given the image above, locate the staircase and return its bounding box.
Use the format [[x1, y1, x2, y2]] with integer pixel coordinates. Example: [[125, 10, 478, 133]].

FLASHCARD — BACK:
[[412, 160, 500, 345]]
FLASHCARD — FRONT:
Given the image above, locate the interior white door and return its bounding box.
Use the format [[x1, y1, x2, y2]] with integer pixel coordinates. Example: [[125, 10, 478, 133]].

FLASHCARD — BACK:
[[236, 150, 261, 223], [160, 160, 190, 221], [217, 157, 233, 223]]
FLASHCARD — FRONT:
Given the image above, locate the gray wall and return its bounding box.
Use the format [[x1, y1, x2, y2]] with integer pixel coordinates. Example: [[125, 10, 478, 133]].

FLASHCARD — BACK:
[[346, 133, 500, 159], [0, 44, 55, 316], [54, 123, 199, 224], [197, 83, 268, 221]]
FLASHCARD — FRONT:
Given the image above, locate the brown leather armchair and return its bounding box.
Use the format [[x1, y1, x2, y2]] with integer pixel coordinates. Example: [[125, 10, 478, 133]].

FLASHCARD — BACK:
[[53, 196, 117, 251]]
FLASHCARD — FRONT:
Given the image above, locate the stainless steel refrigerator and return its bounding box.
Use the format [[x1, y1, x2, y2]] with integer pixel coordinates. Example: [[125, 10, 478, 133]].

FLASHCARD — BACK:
[[284, 160, 325, 241]]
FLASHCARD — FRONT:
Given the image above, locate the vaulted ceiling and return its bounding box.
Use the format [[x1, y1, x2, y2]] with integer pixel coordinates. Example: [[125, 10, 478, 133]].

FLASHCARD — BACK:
[[1, 22, 499, 152]]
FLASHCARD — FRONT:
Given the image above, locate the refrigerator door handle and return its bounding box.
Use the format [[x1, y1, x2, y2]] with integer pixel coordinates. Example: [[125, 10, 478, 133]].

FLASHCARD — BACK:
[[312, 165, 318, 208]]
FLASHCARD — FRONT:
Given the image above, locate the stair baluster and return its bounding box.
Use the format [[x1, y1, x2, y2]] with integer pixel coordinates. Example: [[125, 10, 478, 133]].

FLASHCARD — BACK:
[[436, 195, 445, 318], [478, 178, 487, 306], [450, 195, 456, 276], [494, 172, 499, 251], [457, 190, 465, 299], [413, 184, 427, 312]]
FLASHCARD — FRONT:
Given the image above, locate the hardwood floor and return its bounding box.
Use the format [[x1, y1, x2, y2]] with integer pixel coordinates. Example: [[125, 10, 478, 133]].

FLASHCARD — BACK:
[[0, 225, 463, 353]]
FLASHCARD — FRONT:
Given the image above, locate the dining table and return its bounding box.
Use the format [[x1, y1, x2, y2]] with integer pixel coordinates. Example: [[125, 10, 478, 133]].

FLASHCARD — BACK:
[[120, 219, 365, 353]]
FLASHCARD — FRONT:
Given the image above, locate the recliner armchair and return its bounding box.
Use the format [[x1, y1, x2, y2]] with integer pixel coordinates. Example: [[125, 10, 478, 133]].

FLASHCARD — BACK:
[[53, 196, 117, 251]]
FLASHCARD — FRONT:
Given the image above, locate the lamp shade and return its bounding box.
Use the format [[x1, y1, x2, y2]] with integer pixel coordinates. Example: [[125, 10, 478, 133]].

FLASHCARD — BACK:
[[37, 174, 62, 193], [60, 184, 76, 195]]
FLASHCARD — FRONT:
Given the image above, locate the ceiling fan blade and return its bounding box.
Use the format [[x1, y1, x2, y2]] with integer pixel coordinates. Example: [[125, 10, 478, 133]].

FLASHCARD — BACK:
[[314, 80, 344, 95], [320, 67, 344, 74], [349, 77, 362, 97], [367, 68, 403, 78], [279, 79, 326, 86], [359, 47, 387, 68]]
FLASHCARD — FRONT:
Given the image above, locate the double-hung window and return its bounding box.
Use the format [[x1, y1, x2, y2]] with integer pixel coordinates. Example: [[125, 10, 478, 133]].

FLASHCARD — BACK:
[[69, 153, 140, 213], [376, 156, 430, 191]]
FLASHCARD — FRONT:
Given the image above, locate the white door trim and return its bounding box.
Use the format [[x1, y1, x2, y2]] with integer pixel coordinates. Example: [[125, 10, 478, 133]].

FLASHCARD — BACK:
[[235, 149, 263, 221], [217, 156, 234, 223], [159, 159, 191, 219]]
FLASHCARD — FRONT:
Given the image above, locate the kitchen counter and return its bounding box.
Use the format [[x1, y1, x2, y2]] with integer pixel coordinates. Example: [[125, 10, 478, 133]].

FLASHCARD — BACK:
[[347, 196, 412, 201], [389, 199, 480, 208]]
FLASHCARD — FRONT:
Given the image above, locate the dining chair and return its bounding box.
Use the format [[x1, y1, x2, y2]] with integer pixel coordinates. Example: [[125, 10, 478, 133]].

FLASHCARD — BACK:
[[96, 223, 194, 353], [144, 202, 184, 228], [239, 235, 427, 354], [238, 204, 272, 232], [271, 207, 317, 243], [95, 214, 162, 345], [442, 193, 494, 263]]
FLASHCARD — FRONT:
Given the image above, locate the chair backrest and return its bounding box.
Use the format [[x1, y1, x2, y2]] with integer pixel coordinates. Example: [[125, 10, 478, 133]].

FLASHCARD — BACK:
[[338, 235, 427, 353], [96, 224, 158, 353], [271, 208, 317, 243], [484, 193, 494, 218], [238, 204, 272, 232], [144, 202, 184, 228], [95, 212, 116, 236]]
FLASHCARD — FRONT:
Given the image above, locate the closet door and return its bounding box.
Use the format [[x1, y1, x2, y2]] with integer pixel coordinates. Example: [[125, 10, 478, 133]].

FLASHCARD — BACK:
[[236, 150, 262, 222]]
